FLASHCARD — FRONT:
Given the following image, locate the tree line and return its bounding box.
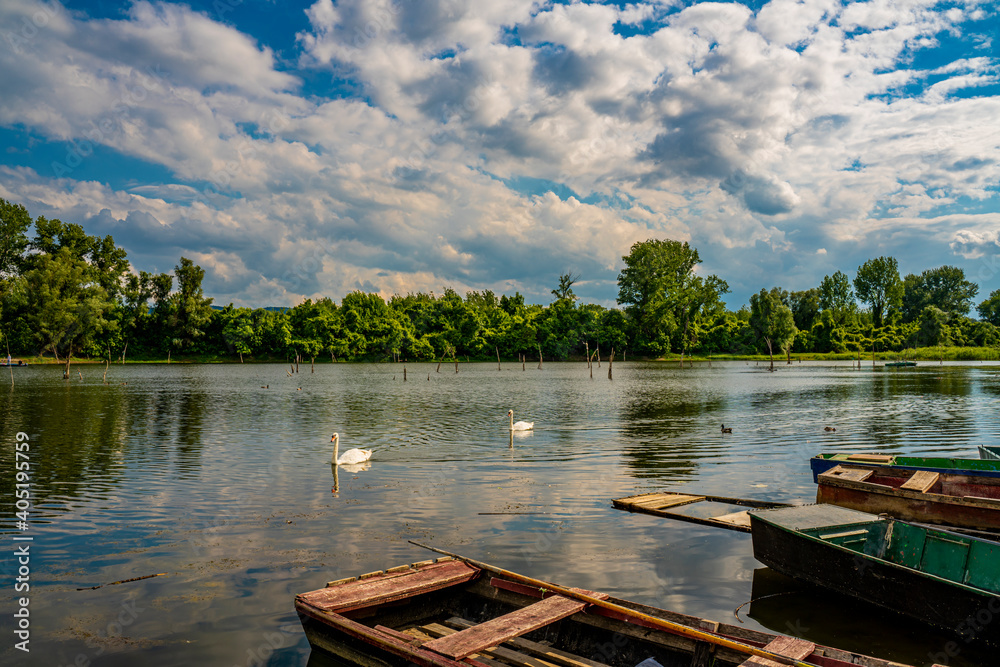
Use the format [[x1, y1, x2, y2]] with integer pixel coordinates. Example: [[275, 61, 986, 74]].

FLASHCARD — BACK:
[[3, 198, 1000, 371]]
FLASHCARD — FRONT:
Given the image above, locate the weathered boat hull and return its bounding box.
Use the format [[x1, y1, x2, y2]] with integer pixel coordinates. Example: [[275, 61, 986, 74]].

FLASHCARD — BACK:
[[810, 453, 1000, 482], [749, 505, 1000, 646], [815, 465, 1000, 531], [296, 556, 916, 667]]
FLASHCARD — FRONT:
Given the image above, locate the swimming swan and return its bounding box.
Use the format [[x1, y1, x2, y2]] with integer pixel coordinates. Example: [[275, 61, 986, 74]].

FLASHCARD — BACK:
[[331, 433, 373, 465], [508, 410, 534, 431]]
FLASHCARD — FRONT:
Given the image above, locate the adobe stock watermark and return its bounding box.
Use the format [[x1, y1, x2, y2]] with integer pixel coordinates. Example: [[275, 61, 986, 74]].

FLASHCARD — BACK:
[[4, 3, 55, 55], [64, 594, 146, 666], [927, 596, 1000, 666]]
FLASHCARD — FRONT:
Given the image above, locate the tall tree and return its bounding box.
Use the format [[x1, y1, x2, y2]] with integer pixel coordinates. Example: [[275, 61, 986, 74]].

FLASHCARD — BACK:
[[167, 257, 214, 352], [978, 289, 1000, 327], [0, 199, 31, 281], [749, 287, 797, 371], [617, 239, 715, 356], [789, 288, 821, 331], [901, 265, 978, 322], [853, 256, 902, 328], [23, 248, 113, 376]]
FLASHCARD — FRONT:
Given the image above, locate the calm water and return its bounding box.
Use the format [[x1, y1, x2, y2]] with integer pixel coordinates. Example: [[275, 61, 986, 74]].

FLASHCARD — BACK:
[[2, 360, 1000, 667]]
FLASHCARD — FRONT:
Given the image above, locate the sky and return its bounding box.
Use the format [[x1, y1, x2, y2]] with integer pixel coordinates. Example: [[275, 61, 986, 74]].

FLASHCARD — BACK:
[[1, 0, 998, 311]]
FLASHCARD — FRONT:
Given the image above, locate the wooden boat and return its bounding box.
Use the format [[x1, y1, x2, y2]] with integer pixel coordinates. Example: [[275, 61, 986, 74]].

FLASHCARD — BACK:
[[810, 452, 1000, 482], [749, 504, 1000, 646], [296, 548, 918, 667], [884, 361, 916, 367], [980, 445, 1000, 461], [815, 464, 1000, 531]]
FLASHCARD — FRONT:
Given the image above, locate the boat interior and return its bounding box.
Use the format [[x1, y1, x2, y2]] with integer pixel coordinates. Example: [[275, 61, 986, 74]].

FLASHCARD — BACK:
[[799, 518, 1000, 592]]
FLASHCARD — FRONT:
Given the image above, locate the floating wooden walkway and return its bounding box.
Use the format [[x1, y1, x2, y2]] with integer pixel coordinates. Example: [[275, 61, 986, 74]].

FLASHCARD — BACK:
[[612, 492, 793, 533]]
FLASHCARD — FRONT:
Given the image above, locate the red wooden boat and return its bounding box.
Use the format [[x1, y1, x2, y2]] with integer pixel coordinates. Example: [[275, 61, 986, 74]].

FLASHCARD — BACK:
[[816, 464, 1000, 531], [295, 548, 921, 667]]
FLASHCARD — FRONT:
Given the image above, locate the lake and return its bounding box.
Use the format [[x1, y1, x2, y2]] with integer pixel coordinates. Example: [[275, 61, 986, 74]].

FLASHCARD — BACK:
[[2, 360, 999, 667]]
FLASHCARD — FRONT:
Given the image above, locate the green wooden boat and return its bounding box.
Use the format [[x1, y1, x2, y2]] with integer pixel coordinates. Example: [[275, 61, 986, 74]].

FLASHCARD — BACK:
[[884, 361, 917, 367], [750, 504, 1000, 645]]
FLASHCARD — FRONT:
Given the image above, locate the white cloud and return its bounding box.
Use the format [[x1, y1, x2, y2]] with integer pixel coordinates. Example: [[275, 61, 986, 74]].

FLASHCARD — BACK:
[[0, 0, 998, 308]]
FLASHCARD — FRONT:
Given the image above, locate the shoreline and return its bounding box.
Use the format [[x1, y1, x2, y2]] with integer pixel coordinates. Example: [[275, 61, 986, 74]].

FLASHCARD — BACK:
[[10, 346, 1000, 365]]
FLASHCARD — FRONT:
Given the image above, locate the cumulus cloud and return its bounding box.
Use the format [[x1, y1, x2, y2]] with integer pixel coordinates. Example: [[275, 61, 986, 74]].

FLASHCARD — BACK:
[[0, 0, 999, 308]]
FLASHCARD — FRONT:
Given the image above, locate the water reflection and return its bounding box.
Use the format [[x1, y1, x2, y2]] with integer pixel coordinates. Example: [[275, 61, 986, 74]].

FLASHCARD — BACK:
[[747, 567, 991, 666], [2, 362, 1000, 667]]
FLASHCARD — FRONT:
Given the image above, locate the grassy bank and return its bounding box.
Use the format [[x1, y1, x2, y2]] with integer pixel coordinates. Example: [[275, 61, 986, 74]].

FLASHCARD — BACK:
[[12, 345, 1000, 366]]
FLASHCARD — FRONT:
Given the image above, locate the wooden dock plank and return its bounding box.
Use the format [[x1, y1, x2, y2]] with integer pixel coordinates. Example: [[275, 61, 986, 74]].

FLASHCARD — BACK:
[[297, 560, 478, 613], [620, 493, 706, 510], [710, 510, 751, 529], [738, 635, 815, 667], [422, 594, 592, 659], [900, 470, 939, 493]]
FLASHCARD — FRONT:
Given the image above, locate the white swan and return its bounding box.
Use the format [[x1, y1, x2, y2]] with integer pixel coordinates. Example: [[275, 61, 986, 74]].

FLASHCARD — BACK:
[[331, 433, 373, 465], [507, 410, 534, 431]]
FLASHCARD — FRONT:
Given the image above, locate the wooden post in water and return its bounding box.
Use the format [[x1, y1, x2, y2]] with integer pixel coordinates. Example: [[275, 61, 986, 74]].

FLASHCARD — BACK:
[[454, 347, 459, 374], [537, 344, 543, 369], [403, 366, 407, 381], [521, 354, 525, 371], [585, 342, 590, 369], [496, 346, 501, 371], [608, 348, 614, 380]]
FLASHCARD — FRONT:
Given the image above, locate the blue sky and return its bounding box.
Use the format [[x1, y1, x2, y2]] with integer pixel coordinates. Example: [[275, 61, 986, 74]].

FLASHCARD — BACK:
[[1, 0, 998, 310]]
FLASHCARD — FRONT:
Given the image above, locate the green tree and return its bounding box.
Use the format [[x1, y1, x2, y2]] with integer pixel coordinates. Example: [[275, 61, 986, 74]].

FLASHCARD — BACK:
[[914, 306, 951, 347], [23, 248, 113, 376], [617, 239, 725, 357], [902, 266, 978, 322], [0, 199, 31, 281], [167, 257, 214, 352], [749, 287, 797, 370], [220, 306, 257, 362], [854, 256, 903, 328], [788, 288, 821, 331], [978, 289, 1000, 326]]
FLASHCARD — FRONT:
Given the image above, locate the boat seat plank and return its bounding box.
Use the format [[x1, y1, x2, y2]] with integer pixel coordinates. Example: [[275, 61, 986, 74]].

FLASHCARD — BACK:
[[710, 510, 751, 529], [820, 529, 868, 540], [738, 636, 815, 667], [423, 590, 604, 659], [844, 454, 894, 463], [818, 465, 874, 483], [900, 470, 939, 493], [420, 622, 560, 667], [445, 617, 611, 667], [297, 561, 478, 613]]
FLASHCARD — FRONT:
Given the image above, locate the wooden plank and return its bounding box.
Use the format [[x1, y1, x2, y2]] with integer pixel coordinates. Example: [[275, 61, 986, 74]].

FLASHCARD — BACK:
[[818, 465, 873, 483], [845, 454, 894, 463], [624, 493, 706, 510], [298, 560, 478, 613], [375, 625, 423, 646], [710, 510, 751, 529], [819, 529, 868, 540], [422, 594, 591, 659], [420, 623, 560, 667], [738, 635, 815, 667], [900, 470, 939, 493], [445, 618, 611, 667]]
